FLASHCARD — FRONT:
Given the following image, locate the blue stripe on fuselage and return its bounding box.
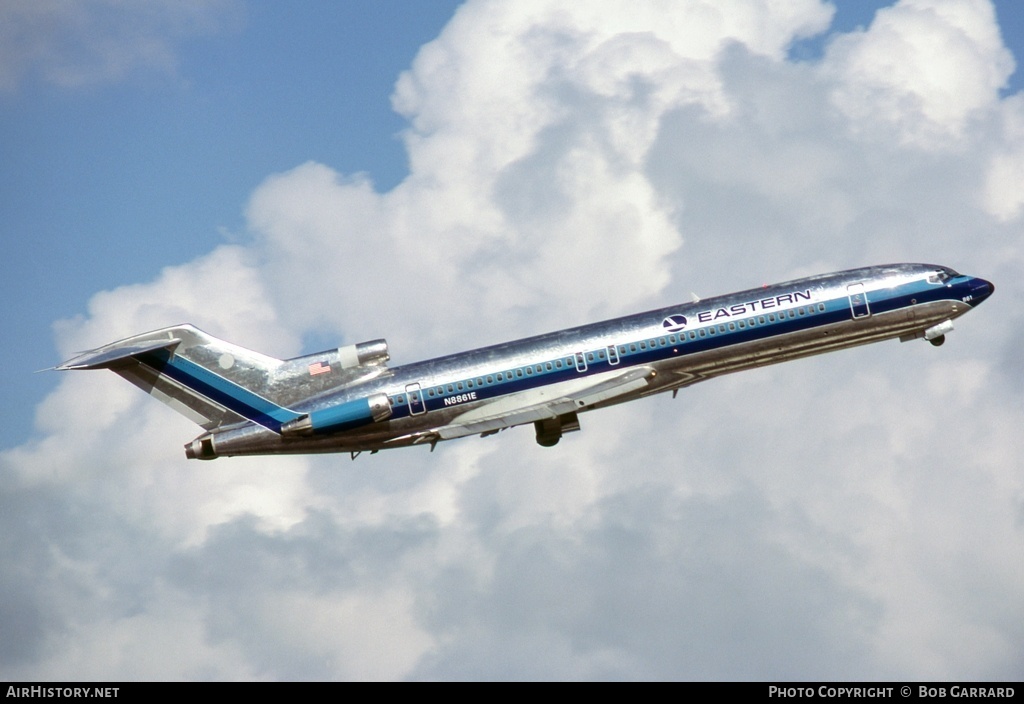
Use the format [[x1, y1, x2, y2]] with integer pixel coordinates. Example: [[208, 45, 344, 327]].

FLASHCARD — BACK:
[[384, 277, 963, 421], [136, 349, 298, 432]]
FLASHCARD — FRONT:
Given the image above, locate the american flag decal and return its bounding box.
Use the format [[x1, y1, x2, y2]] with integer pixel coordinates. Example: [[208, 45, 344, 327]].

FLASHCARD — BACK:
[[308, 361, 331, 376]]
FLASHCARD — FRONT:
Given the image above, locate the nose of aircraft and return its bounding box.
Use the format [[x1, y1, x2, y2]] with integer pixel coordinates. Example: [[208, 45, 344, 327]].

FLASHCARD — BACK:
[[967, 277, 995, 307]]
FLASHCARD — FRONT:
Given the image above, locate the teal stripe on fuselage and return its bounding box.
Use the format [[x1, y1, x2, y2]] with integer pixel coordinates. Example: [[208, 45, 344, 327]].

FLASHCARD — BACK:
[[136, 349, 298, 432], [383, 276, 963, 420]]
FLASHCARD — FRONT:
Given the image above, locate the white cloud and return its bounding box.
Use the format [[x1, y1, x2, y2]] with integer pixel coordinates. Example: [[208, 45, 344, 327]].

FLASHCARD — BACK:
[[982, 94, 1024, 221], [824, 0, 1014, 148], [4, 0, 1024, 681], [7, 246, 311, 540]]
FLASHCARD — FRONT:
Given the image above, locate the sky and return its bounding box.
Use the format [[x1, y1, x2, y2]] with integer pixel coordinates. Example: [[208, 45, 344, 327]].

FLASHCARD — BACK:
[[1, 0, 1022, 681]]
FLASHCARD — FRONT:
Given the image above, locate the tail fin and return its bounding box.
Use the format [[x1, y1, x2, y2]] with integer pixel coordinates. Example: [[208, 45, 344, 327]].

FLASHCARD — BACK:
[[56, 324, 390, 432]]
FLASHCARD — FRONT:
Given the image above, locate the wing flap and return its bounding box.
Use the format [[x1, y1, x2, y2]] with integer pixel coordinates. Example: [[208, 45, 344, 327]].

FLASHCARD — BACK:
[[437, 367, 654, 440]]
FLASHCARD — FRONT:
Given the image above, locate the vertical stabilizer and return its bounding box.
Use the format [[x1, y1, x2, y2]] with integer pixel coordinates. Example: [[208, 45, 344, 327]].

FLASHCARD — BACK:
[[57, 325, 294, 431], [57, 325, 393, 432]]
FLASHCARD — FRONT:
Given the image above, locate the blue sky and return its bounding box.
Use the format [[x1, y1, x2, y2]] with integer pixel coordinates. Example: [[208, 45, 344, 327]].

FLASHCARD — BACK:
[[2, 0, 1023, 681], [2, 1, 461, 442], [2, 0, 1022, 443]]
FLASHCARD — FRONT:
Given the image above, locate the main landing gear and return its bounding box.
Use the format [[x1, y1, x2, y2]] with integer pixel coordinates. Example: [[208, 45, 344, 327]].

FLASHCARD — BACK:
[[534, 412, 581, 447]]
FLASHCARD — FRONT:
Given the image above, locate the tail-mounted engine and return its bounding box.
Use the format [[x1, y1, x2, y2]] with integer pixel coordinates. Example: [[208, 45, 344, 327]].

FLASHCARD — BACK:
[[270, 339, 391, 407]]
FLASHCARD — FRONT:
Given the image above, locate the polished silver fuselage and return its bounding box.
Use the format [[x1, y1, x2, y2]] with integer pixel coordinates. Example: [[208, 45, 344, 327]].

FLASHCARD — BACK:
[[199, 263, 993, 458]]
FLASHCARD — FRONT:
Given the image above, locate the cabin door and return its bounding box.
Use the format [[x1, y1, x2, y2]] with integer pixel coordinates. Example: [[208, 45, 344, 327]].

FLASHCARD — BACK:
[[847, 283, 871, 319], [406, 383, 426, 415]]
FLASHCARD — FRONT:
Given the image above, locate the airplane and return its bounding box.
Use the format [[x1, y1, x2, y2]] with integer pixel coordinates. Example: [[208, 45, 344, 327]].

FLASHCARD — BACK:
[[55, 263, 993, 460]]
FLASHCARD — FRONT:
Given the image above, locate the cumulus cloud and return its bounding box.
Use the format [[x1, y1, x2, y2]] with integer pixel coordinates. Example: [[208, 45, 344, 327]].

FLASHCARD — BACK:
[[3, 0, 1023, 680], [825, 0, 1014, 148]]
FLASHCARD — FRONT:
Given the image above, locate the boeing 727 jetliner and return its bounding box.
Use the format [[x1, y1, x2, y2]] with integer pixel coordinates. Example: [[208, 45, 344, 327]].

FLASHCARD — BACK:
[[56, 263, 993, 460]]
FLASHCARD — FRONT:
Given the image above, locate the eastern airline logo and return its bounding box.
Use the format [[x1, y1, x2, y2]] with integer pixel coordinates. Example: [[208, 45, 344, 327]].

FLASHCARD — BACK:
[[662, 314, 688, 333]]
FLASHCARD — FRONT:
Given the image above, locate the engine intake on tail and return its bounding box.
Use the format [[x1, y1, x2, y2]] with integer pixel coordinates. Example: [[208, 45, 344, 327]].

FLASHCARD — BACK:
[[337, 339, 389, 368]]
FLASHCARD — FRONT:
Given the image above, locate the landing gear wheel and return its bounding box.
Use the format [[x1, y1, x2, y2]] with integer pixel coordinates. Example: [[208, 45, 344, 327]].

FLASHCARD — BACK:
[[534, 419, 562, 447]]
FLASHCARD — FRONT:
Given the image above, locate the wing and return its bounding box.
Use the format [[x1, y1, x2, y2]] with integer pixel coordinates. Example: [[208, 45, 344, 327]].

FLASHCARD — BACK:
[[435, 366, 656, 440]]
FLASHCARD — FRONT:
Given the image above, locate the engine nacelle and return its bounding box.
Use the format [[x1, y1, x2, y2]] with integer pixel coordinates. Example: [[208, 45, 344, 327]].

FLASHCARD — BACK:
[[281, 339, 389, 376], [338, 339, 389, 369], [280, 393, 392, 437]]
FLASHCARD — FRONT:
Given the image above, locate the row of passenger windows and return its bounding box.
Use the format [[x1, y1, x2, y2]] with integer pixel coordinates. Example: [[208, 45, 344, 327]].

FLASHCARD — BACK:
[[391, 303, 827, 405], [602, 303, 828, 354]]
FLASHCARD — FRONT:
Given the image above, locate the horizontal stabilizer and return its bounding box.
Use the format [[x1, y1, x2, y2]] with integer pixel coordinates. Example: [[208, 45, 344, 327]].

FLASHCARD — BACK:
[[56, 338, 181, 371]]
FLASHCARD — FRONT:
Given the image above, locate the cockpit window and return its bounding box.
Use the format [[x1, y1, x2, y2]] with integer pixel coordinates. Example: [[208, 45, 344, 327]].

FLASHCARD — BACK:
[[927, 267, 959, 284]]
